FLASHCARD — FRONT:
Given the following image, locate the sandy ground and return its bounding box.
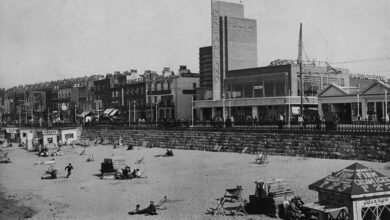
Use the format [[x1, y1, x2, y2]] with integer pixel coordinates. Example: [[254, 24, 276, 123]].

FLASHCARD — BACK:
[[1, 143, 390, 220]]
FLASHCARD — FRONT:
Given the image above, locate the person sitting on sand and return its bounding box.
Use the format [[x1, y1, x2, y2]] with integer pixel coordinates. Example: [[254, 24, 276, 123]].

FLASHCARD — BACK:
[[41, 169, 57, 179], [131, 169, 142, 178], [122, 166, 132, 179], [127, 144, 134, 151], [128, 201, 157, 215], [164, 149, 174, 157]]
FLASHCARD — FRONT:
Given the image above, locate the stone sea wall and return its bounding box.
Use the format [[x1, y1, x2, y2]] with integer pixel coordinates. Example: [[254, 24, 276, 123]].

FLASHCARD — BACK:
[[81, 128, 390, 162]]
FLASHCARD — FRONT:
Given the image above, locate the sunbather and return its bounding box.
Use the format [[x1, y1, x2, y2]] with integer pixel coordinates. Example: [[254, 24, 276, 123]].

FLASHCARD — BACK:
[[128, 201, 157, 215]]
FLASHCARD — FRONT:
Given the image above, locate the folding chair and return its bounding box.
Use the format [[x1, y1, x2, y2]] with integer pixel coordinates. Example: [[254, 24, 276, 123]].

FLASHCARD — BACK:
[[208, 197, 227, 216], [255, 151, 269, 164], [226, 199, 248, 216], [79, 149, 86, 156], [241, 147, 248, 154], [223, 186, 243, 202]]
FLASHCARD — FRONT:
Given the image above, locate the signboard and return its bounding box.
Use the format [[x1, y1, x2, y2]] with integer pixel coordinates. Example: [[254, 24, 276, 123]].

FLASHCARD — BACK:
[[310, 163, 390, 197], [211, 1, 221, 100], [43, 130, 58, 135], [359, 197, 390, 208], [292, 107, 300, 115], [61, 104, 67, 111], [5, 128, 18, 134]]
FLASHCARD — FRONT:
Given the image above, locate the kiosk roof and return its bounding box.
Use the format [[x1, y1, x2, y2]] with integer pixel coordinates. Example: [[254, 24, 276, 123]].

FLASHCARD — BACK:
[[309, 162, 390, 199]]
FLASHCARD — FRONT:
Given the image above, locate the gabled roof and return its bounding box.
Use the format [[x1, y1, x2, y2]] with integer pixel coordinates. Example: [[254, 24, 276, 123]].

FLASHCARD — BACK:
[[318, 83, 349, 97], [309, 162, 390, 199], [360, 80, 390, 96]]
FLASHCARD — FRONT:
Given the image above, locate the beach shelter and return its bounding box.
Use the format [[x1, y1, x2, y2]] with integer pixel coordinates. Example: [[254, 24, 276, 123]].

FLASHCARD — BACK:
[[304, 162, 390, 220]]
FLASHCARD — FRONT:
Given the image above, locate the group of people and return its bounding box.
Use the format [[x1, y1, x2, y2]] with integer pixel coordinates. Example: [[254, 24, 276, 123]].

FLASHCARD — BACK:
[[115, 165, 143, 179]]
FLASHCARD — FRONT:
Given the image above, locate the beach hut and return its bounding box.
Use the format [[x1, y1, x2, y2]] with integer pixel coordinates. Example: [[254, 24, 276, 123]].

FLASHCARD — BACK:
[[60, 128, 78, 145], [42, 129, 59, 148], [5, 127, 19, 142], [304, 162, 390, 220], [19, 129, 34, 150]]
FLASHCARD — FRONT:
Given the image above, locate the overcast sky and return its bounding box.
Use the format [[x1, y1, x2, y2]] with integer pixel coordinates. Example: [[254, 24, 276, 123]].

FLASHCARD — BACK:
[[1, 0, 390, 88]]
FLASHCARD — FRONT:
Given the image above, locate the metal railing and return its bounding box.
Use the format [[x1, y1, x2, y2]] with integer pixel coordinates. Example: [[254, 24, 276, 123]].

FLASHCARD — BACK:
[[81, 120, 390, 135], [2, 120, 389, 135]]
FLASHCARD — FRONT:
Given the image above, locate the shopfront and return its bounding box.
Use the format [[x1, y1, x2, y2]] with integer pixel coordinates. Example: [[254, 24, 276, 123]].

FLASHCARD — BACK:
[[318, 81, 389, 122]]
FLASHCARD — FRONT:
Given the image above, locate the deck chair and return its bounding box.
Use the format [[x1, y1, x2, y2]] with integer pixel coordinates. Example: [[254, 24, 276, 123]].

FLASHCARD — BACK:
[[156, 196, 168, 210], [135, 156, 145, 164], [79, 149, 86, 156], [224, 199, 248, 216], [86, 154, 94, 162], [208, 197, 227, 216], [241, 147, 248, 154], [213, 144, 222, 152], [223, 186, 243, 202], [255, 151, 269, 164]]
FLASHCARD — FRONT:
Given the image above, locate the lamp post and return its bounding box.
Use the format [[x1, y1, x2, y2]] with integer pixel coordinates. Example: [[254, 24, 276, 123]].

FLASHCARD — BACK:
[[133, 101, 136, 123], [155, 102, 158, 126], [191, 95, 194, 126], [128, 100, 131, 127], [385, 88, 388, 122], [222, 93, 225, 128]]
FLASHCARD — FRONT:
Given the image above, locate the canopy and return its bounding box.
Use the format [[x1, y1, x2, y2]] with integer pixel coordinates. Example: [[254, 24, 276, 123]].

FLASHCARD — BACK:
[[309, 162, 390, 199], [109, 109, 119, 116], [79, 111, 92, 117], [103, 108, 114, 115]]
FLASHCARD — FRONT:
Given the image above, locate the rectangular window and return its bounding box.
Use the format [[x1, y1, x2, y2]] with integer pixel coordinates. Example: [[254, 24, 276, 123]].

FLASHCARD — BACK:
[[339, 78, 345, 87], [274, 79, 286, 96], [232, 83, 243, 98], [254, 81, 264, 97], [264, 80, 274, 97], [243, 82, 253, 98]]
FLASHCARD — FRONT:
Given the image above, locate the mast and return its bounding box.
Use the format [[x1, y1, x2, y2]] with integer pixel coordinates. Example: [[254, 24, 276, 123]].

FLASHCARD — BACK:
[[298, 23, 303, 116]]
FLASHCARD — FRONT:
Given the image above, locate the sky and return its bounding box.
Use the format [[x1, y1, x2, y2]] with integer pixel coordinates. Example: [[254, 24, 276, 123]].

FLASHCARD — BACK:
[[1, 0, 390, 89]]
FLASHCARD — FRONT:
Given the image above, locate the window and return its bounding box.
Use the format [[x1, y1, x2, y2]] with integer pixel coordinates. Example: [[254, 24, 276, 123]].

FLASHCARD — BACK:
[[264, 80, 274, 97], [274, 79, 286, 96], [254, 81, 264, 97], [243, 82, 253, 98], [339, 78, 345, 87], [232, 83, 243, 98]]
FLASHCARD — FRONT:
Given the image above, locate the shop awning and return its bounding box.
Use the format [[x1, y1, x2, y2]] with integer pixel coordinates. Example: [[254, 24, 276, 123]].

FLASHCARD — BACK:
[[103, 108, 114, 115], [79, 111, 92, 117], [109, 109, 119, 116]]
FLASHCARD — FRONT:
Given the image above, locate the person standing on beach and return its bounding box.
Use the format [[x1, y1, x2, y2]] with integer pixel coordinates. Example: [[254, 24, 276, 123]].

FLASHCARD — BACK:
[[65, 163, 73, 178]]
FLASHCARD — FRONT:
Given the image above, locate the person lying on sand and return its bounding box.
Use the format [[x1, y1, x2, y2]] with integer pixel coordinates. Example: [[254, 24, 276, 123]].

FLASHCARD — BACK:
[[35, 158, 55, 165], [128, 201, 157, 215]]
